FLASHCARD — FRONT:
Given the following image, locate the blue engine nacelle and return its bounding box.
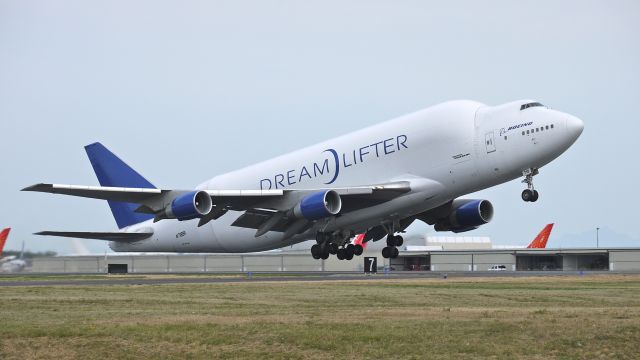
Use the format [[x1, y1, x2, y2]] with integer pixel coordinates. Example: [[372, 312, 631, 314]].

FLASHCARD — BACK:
[[434, 199, 493, 233], [292, 190, 342, 221], [166, 190, 213, 221]]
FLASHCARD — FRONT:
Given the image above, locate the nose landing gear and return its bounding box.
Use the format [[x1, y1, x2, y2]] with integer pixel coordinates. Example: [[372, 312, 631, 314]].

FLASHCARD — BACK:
[[521, 189, 539, 202], [521, 168, 539, 202]]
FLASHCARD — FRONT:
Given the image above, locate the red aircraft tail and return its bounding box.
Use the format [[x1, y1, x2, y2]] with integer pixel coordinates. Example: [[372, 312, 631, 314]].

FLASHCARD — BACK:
[[0, 228, 11, 257], [353, 233, 367, 250], [526, 224, 553, 248]]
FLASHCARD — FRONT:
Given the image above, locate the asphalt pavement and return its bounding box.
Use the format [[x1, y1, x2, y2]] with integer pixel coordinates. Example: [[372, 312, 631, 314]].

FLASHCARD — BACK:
[[0, 270, 622, 287]]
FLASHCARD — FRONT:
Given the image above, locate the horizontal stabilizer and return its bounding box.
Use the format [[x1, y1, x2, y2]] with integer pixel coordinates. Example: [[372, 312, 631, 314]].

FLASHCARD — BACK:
[[35, 231, 153, 242]]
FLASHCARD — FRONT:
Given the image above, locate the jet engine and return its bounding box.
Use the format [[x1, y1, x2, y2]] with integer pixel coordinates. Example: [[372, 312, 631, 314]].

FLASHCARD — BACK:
[[434, 199, 493, 233], [160, 190, 213, 221], [292, 190, 342, 220]]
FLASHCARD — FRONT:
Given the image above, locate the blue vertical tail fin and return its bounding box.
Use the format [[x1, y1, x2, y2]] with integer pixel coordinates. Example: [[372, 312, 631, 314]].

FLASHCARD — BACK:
[[84, 142, 155, 229]]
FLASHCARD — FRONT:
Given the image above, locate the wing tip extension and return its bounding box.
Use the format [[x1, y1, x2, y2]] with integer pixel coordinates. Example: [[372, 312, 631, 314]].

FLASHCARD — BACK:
[[21, 183, 50, 192]]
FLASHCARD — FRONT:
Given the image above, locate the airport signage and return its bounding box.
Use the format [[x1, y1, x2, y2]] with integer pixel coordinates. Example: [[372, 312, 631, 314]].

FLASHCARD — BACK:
[[364, 257, 377, 274]]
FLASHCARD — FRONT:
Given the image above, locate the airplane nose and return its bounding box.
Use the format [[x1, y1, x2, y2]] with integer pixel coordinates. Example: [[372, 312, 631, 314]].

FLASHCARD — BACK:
[[565, 114, 584, 141]]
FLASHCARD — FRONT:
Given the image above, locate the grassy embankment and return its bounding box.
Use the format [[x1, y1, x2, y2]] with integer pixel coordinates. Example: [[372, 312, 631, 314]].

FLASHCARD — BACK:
[[1, 274, 639, 359]]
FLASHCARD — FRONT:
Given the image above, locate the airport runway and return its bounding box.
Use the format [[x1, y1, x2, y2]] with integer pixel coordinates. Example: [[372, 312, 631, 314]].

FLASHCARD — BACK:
[[0, 271, 621, 287]]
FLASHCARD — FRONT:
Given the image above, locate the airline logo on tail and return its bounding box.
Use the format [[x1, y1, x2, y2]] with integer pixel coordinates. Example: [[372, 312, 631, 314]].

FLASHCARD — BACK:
[[527, 224, 553, 248], [0, 228, 11, 257]]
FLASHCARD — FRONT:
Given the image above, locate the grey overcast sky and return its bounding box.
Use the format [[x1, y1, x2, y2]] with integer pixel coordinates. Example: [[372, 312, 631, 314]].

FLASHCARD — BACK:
[[1, 1, 639, 254]]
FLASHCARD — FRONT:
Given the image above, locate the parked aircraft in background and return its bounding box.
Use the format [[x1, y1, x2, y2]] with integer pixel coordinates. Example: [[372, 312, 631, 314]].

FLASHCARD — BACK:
[[0, 228, 12, 261], [25, 100, 583, 260], [349, 223, 554, 254], [0, 228, 27, 272], [527, 224, 554, 249]]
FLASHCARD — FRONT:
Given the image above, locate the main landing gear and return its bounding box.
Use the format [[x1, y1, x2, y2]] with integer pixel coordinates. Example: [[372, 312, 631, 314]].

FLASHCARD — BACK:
[[310, 242, 329, 260], [382, 234, 402, 259], [521, 168, 540, 202], [336, 244, 362, 261], [310, 232, 364, 261]]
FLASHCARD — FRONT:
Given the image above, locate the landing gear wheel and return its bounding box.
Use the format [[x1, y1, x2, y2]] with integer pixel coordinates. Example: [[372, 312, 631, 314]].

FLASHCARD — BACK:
[[394, 235, 404, 247], [391, 247, 399, 258], [337, 248, 345, 260], [328, 243, 338, 255], [531, 190, 539, 202], [521, 189, 533, 202], [382, 247, 391, 259], [521, 168, 539, 203], [345, 245, 355, 258], [386, 236, 395, 247], [345, 249, 354, 261], [353, 244, 364, 256], [311, 244, 321, 260], [386, 235, 403, 247], [320, 243, 330, 260]]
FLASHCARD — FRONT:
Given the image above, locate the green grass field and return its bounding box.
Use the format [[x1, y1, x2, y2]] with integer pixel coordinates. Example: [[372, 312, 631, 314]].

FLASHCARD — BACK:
[[1, 274, 639, 359]]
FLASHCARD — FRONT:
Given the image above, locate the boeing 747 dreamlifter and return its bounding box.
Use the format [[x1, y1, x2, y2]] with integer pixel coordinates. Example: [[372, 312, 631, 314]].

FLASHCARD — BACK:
[[24, 100, 583, 260]]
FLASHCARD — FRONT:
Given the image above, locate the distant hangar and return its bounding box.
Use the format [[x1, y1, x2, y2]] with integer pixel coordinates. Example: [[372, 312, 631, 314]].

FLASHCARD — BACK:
[[28, 247, 640, 273]]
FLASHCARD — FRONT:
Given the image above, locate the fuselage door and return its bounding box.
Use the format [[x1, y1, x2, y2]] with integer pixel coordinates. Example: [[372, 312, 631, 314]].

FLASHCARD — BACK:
[[485, 131, 496, 153]]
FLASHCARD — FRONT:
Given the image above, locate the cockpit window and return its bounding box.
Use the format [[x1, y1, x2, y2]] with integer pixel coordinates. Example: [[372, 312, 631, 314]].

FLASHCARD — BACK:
[[520, 102, 544, 111]]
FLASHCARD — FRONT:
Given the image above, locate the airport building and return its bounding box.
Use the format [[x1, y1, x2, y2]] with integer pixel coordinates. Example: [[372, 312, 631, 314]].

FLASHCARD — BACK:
[[28, 247, 640, 273], [391, 248, 637, 272]]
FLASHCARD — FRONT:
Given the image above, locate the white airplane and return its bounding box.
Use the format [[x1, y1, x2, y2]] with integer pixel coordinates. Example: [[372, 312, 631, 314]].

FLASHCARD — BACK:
[[24, 100, 583, 260]]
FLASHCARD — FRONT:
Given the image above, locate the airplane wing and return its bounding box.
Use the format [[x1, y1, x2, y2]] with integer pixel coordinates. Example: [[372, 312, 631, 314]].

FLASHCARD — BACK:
[[23, 180, 419, 238], [22, 183, 167, 202], [24, 143, 442, 241], [23, 182, 408, 209], [35, 231, 153, 242]]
